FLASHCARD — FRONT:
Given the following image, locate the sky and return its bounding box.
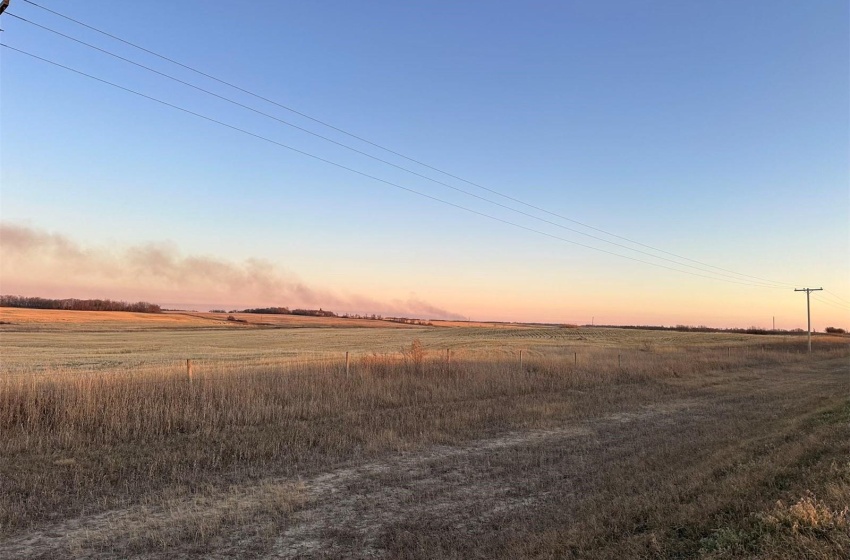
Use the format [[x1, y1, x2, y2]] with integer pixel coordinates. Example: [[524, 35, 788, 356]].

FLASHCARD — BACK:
[[1, 0, 848, 328]]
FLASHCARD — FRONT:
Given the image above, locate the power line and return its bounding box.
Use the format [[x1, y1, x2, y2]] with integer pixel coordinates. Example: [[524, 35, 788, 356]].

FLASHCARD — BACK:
[[809, 288, 850, 310], [15, 0, 800, 289], [1, 42, 787, 289], [823, 289, 850, 305], [812, 295, 850, 313], [6, 14, 795, 288]]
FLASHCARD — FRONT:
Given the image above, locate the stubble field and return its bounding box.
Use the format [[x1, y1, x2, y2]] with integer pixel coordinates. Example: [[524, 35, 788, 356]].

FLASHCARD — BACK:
[[1, 309, 848, 559]]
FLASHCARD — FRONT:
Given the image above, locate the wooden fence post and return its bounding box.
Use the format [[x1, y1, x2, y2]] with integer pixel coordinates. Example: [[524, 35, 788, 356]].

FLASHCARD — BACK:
[[519, 349, 523, 370], [574, 352, 577, 365], [186, 359, 193, 383], [345, 352, 350, 376], [446, 348, 451, 364]]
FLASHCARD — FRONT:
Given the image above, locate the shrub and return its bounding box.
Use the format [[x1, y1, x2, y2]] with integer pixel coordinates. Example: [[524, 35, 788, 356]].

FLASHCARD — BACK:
[[403, 339, 427, 372]]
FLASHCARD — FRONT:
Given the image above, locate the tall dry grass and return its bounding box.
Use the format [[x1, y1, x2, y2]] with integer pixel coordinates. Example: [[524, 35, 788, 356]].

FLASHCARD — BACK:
[[1, 339, 847, 538], [3, 342, 835, 451]]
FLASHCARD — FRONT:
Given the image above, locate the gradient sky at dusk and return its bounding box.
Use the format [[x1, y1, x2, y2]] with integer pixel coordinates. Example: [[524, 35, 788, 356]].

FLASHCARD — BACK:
[[1, 1, 848, 328]]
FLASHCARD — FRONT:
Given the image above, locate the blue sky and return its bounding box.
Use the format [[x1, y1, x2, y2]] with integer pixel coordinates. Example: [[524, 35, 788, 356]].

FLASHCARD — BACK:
[[1, 1, 848, 327]]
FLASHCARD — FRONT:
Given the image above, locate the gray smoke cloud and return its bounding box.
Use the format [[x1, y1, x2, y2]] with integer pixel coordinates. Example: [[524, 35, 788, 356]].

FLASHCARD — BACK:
[[0, 223, 466, 320]]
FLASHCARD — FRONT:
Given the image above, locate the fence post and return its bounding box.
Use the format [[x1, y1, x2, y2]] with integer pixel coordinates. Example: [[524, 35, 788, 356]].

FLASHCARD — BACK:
[[574, 352, 577, 365], [186, 359, 193, 383], [446, 348, 451, 364], [345, 352, 350, 376], [519, 349, 523, 370]]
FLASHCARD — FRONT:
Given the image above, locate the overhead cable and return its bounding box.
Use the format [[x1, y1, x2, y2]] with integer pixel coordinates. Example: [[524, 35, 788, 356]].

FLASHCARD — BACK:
[[15, 0, 800, 288], [6, 12, 798, 287], [1, 43, 788, 290]]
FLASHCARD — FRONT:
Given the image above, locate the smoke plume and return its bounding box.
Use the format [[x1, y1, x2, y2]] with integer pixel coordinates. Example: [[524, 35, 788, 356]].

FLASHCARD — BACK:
[[0, 223, 465, 320]]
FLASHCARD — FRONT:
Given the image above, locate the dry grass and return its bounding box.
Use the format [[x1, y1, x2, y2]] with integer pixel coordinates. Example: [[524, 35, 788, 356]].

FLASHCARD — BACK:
[[692, 402, 850, 560], [0, 308, 233, 329], [0, 311, 828, 375], [483, 393, 850, 560], [0, 324, 847, 558], [0, 307, 574, 331], [66, 480, 306, 556], [0, 308, 425, 332]]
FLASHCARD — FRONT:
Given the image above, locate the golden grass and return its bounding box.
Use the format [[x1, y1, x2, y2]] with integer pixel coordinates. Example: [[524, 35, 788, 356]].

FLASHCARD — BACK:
[[0, 314, 827, 375], [1, 339, 845, 517], [0, 308, 568, 330], [766, 494, 848, 535], [0, 307, 226, 328], [1, 322, 847, 558], [0, 308, 427, 331]]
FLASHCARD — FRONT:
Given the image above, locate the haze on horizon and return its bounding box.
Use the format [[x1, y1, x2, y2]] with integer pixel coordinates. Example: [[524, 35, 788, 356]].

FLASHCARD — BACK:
[[1, 1, 848, 329]]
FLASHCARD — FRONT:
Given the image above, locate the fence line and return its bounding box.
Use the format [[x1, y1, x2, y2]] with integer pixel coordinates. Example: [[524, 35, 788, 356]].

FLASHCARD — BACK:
[[1, 340, 832, 386]]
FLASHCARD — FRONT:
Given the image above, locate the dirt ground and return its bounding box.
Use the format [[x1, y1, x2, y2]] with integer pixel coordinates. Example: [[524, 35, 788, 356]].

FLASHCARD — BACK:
[[2, 356, 846, 559]]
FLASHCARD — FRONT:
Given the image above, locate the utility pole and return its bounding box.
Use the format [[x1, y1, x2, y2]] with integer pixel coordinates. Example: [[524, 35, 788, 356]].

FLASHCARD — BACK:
[[0, 1, 9, 16], [794, 287, 823, 353]]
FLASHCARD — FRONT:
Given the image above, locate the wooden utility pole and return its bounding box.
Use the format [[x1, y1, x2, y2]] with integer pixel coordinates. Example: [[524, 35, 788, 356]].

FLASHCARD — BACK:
[[794, 288, 823, 353], [0, 1, 10, 17]]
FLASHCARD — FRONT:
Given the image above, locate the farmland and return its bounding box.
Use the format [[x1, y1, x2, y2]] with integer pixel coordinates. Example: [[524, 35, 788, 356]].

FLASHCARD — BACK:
[[0, 308, 807, 374], [1, 309, 848, 559]]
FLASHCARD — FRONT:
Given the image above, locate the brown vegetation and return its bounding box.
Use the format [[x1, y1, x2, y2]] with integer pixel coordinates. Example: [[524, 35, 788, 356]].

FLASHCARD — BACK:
[[0, 308, 233, 330], [0, 308, 419, 332], [1, 329, 848, 558]]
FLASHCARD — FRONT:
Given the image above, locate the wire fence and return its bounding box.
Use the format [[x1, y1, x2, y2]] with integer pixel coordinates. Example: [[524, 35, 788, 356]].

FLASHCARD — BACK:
[[1, 339, 836, 386]]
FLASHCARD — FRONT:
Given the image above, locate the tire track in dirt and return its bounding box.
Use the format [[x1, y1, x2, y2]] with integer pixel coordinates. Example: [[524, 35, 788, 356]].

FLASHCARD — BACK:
[[0, 401, 693, 560], [264, 399, 695, 559], [262, 361, 847, 559], [5, 357, 845, 559]]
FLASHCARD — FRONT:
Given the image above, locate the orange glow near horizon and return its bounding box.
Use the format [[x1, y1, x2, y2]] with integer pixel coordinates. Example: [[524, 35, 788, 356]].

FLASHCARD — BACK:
[[1, 224, 847, 330]]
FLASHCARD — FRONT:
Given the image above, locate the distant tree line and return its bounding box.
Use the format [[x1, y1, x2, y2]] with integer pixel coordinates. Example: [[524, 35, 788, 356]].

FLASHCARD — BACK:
[[341, 313, 383, 320], [231, 307, 292, 315], [211, 309, 441, 323], [593, 324, 807, 335], [384, 317, 434, 326], [0, 295, 162, 313], [230, 307, 338, 317]]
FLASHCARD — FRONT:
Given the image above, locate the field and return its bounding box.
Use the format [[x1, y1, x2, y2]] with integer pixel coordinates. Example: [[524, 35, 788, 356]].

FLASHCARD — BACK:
[[0, 308, 427, 331], [1, 309, 848, 559]]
